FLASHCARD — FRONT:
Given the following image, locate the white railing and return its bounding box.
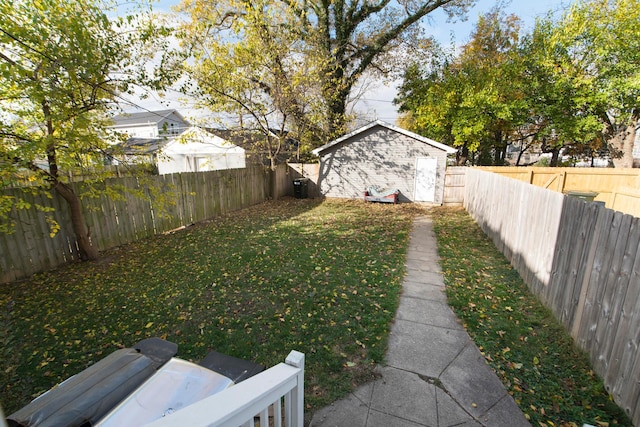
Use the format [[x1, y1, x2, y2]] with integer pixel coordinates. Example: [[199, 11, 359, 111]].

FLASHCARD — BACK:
[[145, 351, 305, 427]]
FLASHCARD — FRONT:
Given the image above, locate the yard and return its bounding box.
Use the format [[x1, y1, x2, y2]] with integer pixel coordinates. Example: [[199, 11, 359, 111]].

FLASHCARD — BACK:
[[0, 199, 630, 425], [0, 199, 421, 416], [432, 207, 631, 426]]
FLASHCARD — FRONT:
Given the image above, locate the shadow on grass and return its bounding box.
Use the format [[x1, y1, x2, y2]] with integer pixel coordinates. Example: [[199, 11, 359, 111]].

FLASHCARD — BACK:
[[431, 207, 631, 427], [0, 198, 425, 417]]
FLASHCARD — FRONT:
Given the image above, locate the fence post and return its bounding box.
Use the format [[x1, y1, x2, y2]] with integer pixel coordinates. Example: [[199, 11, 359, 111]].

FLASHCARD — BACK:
[[270, 167, 277, 200], [285, 350, 305, 427], [559, 172, 566, 193]]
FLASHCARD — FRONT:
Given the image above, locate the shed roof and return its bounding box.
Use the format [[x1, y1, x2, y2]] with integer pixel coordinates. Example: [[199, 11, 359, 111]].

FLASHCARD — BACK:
[[312, 120, 457, 155]]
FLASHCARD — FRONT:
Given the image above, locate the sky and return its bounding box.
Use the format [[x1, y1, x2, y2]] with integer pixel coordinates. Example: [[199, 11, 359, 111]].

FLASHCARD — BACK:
[[131, 0, 574, 124], [354, 0, 573, 123]]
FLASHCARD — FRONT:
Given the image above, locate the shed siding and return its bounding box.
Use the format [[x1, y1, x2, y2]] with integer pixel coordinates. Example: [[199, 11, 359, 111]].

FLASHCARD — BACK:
[[317, 126, 448, 203]]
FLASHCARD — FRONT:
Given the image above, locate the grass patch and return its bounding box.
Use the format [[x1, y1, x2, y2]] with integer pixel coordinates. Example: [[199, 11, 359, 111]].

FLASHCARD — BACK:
[[431, 207, 631, 427], [0, 198, 423, 417]]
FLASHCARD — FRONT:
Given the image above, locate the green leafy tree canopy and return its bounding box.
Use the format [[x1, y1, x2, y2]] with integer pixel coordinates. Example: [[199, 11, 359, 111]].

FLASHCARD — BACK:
[[175, 0, 475, 151], [0, 0, 170, 259]]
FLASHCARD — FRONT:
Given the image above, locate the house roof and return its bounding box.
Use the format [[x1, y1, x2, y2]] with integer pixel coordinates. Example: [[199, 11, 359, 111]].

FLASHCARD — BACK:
[[115, 137, 170, 155], [113, 127, 244, 156], [311, 120, 457, 156], [110, 109, 189, 127], [165, 127, 244, 154]]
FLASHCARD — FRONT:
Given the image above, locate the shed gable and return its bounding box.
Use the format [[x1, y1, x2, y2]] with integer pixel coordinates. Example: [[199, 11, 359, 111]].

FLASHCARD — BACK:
[[316, 124, 450, 203]]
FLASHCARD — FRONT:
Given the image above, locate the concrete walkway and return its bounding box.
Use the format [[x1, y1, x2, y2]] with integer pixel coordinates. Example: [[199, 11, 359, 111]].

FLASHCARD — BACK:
[[310, 216, 531, 427]]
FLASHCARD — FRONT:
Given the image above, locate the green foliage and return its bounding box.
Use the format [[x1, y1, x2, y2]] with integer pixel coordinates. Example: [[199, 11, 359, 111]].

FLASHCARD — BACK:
[[550, 0, 640, 167], [432, 208, 631, 426], [396, 6, 527, 165], [0, 199, 421, 415], [397, 0, 640, 167], [518, 14, 605, 162], [176, 0, 327, 167], [175, 0, 473, 142], [0, 0, 172, 256]]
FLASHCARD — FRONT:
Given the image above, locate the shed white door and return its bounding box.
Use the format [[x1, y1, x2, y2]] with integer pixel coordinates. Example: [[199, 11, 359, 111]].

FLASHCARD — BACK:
[[414, 158, 437, 202]]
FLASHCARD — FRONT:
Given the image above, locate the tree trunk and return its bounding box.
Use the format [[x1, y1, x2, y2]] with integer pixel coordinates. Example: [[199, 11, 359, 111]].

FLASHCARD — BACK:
[[54, 182, 99, 260], [456, 144, 469, 166], [550, 149, 560, 167], [610, 123, 636, 168], [324, 80, 350, 140], [493, 143, 507, 165]]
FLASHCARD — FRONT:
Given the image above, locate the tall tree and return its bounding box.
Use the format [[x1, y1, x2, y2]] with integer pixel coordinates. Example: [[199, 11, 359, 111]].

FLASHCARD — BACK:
[[518, 17, 603, 166], [552, 0, 640, 167], [176, 0, 325, 169], [176, 0, 474, 148], [0, 0, 165, 259], [396, 6, 526, 165]]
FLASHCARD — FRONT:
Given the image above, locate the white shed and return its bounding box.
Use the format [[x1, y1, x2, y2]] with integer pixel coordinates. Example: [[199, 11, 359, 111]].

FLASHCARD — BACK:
[[157, 127, 246, 175], [312, 121, 456, 204]]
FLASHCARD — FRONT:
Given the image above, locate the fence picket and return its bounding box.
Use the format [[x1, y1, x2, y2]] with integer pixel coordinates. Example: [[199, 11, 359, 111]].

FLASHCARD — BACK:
[[610, 246, 640, 414], [2, 166, 287, 283], [465, 168, 640, 426], [600, 217, 639, 390], [592, 213, 633, 375]]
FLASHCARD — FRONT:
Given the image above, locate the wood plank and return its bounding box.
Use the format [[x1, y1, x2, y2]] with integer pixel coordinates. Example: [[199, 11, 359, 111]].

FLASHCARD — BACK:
[[591, 212, 632, 375], [33, 191, 62, 270], [598, 215, 640, 386], [2, 167, 276, 282], [575, 208, 616, 352], [0, 190, 27, 282], [141, 177, 157, 236], [0, 230, 17, 283], [122, 177, 143, 240], [48, 186, 78, 262], [478, 166, 640, 216], [547, 197, 577, 312], [605, 216, 640, 394], [12, 193, 37, 277], [560, 200, 600, 328]]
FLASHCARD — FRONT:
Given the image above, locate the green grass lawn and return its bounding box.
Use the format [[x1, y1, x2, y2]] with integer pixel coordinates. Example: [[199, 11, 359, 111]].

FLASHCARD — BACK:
[[0, 198, 422, 416], [432, 207, 631, 427], [2, 200, 631, 426]]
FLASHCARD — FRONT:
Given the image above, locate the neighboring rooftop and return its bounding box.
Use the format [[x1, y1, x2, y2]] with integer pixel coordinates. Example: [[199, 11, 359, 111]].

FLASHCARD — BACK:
[[110, 110, 189, 128], [115, 137, 170, 155]]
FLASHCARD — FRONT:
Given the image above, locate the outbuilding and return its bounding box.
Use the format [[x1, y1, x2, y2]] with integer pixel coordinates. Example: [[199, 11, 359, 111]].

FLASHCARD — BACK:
[[312, 120, 456, 204], [157, 127, 246, 175]]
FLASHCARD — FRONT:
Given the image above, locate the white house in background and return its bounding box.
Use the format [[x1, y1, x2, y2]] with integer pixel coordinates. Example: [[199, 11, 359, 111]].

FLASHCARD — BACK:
[[156, 127, 246, 175], [109, 109, 190, 138]]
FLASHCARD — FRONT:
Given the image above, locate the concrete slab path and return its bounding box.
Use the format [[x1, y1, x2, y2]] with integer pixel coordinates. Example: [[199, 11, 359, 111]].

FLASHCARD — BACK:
[[310, 216, 531, 427]]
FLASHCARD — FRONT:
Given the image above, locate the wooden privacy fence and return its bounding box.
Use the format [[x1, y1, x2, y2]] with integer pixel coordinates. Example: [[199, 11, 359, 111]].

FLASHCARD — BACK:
[[443, 166, 466, 206], [464, 168, 640, 425], [479, 166, 640, 217], [1, 165, 296, 284]]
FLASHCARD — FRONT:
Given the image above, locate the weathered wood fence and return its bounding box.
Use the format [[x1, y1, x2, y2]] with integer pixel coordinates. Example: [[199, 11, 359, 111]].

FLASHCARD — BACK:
[[443, 166, 466, 206], [464, 168, 640, 425], [479, 166, 640, 216], [1, 166, 296, 284]]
